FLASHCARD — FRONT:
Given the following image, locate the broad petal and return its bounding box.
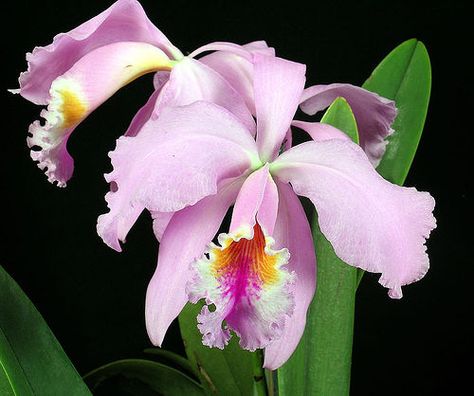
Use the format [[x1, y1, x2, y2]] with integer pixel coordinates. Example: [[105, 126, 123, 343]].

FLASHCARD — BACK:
[[300, 83, 397, 166], [197, 41, 275, 116], [26, 42, 173, 186], [165, 58, 256, 133], [124, 56, 257, 142], [16, 0, 181, 105], [254, 55, 306, 162], [97, 101, 259, 251], [292, 120, 352, 142], [145, 179, 241, 346], [263, 181, 316, 369], [271, 140, 436, 298], [188, 169, 295, 351]]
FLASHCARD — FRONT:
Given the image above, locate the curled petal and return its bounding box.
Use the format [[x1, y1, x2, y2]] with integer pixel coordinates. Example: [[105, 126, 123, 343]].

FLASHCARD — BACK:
[[254, 55, 306, 162], [97, 101, 259, 251], [300, 83, 397, 166], [16, 0, 180, 105], [271, 140, 436, 298], [26, 42, 173, 186], [188, 167, 294, 351], [264, 181, 316, 369], [292, 120, 352, 142], [146, 179, 242, 346], [188, 222, 294, 351]]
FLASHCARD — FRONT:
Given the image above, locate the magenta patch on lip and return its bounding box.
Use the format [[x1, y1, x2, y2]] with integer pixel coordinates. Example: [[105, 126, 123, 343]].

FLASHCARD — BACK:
[[188, 223, 295, 351]]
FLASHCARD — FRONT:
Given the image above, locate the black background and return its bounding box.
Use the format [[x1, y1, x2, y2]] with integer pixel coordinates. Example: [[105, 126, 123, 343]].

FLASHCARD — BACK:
[[3, 0, 471, 395]]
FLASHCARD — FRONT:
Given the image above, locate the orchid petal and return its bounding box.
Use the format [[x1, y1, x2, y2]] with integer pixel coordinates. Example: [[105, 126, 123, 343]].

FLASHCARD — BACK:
[[145, 179, 242, 346], [16, 0, 180, 105], [127, 57, 257, 139], [229, 165, 279, 235], [254, 55, 306, 162], [151, 211, 174, 242], [27, 42, 173, 186], [125, 54, 256, 141], [97, 101, 259, 251], [264, 181, 316, 370], [188, 169, 294, 351], [197, 41, 275, 116], [300, 83, 397, 166], [162, 58, 256, 134], [124, 86, 163, 138], [189, 42, 253, 61], [271, 140, 436, 298], [292, 120, 352, 142]]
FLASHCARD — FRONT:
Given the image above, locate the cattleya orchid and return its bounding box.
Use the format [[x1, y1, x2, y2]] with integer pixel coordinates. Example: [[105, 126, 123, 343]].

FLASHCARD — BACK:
[[13, 0, 436, 372], [12, 0, 270, 187], [95, 54, 436, 369]]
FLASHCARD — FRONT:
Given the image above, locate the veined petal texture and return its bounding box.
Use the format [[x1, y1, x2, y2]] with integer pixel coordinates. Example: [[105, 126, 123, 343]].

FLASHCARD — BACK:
[[300, 83, 397, 166], [271, 139, 436, 298], [97, 101, 260, 251]]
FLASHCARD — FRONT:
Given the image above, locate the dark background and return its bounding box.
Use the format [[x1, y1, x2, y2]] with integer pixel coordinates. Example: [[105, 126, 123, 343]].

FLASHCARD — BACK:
[[3, 0, 471, 395]]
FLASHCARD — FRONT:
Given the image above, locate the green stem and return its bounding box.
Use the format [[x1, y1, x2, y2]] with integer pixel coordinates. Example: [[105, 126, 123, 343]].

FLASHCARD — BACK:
[[252, 350, 267, 396]]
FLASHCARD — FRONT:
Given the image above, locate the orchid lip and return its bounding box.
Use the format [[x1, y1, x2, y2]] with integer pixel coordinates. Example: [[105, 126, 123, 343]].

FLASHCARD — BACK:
[[187, 222, 295, 351]]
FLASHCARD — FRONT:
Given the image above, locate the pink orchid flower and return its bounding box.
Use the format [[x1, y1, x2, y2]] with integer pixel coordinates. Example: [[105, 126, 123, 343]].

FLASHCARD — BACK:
[[12, 0, 270, 187], [97, 54, 436, 369]]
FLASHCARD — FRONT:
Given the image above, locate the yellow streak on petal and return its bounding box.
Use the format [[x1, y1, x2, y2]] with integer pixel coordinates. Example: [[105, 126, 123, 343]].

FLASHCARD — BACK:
[[58, 89, 87, 129], [211, 223, 280, 286]]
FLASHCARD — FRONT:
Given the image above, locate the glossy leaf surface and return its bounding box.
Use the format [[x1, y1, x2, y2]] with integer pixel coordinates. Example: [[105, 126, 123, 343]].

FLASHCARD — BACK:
[[0, 265, 91, 396], [84, 359, 204, 395], [179, 302, 266, 396]]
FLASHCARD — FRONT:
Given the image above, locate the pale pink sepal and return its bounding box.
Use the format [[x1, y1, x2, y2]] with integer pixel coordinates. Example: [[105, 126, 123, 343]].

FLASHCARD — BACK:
[[292, 120, 352, 142], [198, 41, 275, 116], [125, 57, 257, 139], [17, 0, 180, 105], [300, 83, 397, 166], [162, 58, 256, 134], [264, 182, 316, 369], [145, 179, 242, 346], [272, 140, 436, 298], [254, 55, 306, 162], [97, 101, 259, 251]]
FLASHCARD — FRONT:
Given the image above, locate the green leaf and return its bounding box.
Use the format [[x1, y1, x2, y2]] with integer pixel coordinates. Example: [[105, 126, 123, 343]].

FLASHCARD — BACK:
[[179, 302, 267, 396], [0, 265, 91, 395], [320, 97, 360, 144], [363, 38, 432, 185], [83, 359, 204, 395], [278, 39, 432, 396], [143, 347, 196, 378], [277, 99, 359, 396]]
